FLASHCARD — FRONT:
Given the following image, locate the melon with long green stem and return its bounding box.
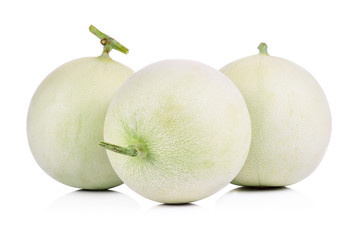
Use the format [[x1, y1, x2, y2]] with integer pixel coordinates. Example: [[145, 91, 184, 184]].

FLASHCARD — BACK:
[[27, 26, 133, 190], [101, 59, 252, 203]]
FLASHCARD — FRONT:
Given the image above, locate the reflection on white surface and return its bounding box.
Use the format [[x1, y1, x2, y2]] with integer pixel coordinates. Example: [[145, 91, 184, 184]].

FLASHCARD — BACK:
[[149, 203, 202, 214], [47, 189, 140, 215], [216, 187, 313, 212]]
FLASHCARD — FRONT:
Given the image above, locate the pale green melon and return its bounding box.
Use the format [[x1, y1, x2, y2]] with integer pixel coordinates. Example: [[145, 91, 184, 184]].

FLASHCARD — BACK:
[[27, 55, 133, 189], [221, 43, 331, 187], [102, 59, 251, 203]]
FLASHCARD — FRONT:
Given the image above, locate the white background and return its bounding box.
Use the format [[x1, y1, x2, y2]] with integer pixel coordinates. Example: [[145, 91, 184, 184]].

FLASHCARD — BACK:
[[1, 0, 358, 239]]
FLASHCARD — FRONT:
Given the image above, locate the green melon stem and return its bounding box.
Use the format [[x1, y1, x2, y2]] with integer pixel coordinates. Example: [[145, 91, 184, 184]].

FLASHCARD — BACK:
[[258, 42, 269, 55], [89, 25, 129, 57], [99, 141, 138, 157]]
